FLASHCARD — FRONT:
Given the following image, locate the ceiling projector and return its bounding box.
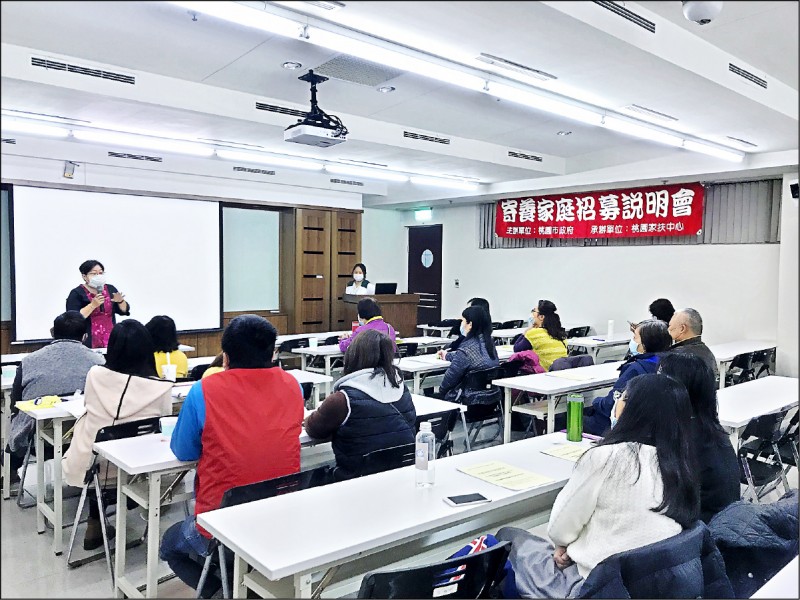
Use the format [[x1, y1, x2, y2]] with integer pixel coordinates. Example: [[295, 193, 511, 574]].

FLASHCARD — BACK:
[[284, 70, 348, 148]]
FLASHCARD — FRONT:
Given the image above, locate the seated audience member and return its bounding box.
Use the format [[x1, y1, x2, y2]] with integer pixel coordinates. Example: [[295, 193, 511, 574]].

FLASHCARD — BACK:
[[583, 319, 672, 436], [447, 297, 491, 351], [339, 298, 397, 352], [160, 315, 303, 598], [62, 319, 172, 550], [668, 308, 719, 380], [146, 315, 189, 379], [659, 353, 739, 523], [648, 297, 676, 324], [513, 300, 568, 370], [437, 306, 499, 404], [497, 374, 699, 598], [305, 329, 416, 481], [7, 311, 105, 476], [201, 352, 224, 378]]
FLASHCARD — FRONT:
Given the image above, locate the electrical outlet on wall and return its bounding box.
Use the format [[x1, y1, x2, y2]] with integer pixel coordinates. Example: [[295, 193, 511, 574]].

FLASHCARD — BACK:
[[454, 279, 460, 288]]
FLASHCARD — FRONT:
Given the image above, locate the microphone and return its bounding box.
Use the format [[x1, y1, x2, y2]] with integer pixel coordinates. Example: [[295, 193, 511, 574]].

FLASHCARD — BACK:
[[98, 286, 105, 313]]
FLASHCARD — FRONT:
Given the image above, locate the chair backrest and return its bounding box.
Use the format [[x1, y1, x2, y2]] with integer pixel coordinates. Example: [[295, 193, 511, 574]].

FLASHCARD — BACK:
[[219, 465, 331, 509], [729, 352, 754, 371], [740, 408, 789, 445], [567, 326, 590, 338], [95, 416, 161, 444], [279, 338, 310, 352], [361, 442, 416, 477], [415, 410, 459, 445], [550, 355, 595, 371], [490, 322, 502, 330], [396, 342, 419, 358], [500, 320, 523, 329], [499, 360, 522, 378], [462, 366, 503, 391], [321, 335, 340, 346], [189, 363, 210, 381], [300, 382, 313, 402], [357, 541, 510, 599], [435, 319, 461, 328]]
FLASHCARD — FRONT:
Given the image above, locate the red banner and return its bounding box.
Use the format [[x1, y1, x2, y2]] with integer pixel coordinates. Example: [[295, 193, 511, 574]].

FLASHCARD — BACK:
[[495, 182, 704, 239]]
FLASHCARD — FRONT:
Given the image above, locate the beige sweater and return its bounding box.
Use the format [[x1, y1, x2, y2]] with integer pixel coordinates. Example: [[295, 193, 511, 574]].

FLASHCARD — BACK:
[[62, 366, 173, 488]]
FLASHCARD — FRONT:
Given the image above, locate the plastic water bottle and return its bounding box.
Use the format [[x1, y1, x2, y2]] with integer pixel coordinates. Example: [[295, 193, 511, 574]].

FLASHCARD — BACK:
[[415, 422, 436, 487], [607, 320, 615, 338]]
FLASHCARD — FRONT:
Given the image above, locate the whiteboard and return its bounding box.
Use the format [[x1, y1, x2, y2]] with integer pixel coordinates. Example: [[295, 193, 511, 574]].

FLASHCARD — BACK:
[[12, 186, 221, 341]]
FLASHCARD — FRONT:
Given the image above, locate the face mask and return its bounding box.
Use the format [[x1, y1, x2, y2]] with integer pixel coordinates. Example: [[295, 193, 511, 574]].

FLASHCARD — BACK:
[[88, 274, 106, 289], [609, 397, 620, 429], [527, 317, 534, 327], [353, 274, 364, 282], [460, 325, 467, 337], [358, 317, 365, 326], [628, 339, 640, 355]]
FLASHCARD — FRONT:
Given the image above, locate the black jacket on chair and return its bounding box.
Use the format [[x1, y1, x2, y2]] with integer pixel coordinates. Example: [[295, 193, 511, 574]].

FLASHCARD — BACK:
[[578, 521, 734, 599], [708, 489, 798, 598]]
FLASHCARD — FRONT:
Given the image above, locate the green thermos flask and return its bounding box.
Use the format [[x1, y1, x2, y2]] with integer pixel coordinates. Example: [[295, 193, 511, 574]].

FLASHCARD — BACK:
[[566, 393, 584, 442]]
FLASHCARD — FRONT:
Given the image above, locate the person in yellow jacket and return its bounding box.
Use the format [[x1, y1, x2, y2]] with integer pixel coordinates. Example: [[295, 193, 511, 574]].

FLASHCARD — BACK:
[[146, 315, 189, 379], [513, 299, 568, 370]]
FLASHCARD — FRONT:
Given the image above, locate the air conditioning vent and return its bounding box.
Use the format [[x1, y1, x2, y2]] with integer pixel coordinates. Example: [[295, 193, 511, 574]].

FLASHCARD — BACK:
[[404, 131, 451, 145], [508, 150, 543, 162], [593, 1, 656, 33], [475, 53, 556, 81], [1, 138, 17, 144], [255, 102, 307, 118], [729, 63, 767, 89], [340, 159, 389, 168], [233, 166, 275, 176], [304, 0, 345, 9], [725, 136, 758, 148], [200, 138, 265, 150], [622, 104, 678, 122], [108, 151, 163, 162], [314, 54, 404, 87], [330, 178, 364, 186], [31, 56, 136, 84]]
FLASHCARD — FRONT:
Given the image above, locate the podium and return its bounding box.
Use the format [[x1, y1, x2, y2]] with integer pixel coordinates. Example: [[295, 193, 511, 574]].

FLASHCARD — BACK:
[[342, 294, 420, 338]]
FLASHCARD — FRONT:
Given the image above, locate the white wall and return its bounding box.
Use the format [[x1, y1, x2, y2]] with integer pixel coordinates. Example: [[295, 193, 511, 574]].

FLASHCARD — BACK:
[[363, 204, 781, 345], [776, 173, 799, 376], [361, 208, 409, 290]]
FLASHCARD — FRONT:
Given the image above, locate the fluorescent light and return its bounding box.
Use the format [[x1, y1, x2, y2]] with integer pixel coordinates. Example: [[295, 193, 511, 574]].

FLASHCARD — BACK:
[[307, 27, 486, 91], [682, 140, 745, 162], [73, 129, 214, 156], [415, 208, 433, 221], [1, 119, 70, 138], [216, 149, 323, 170], [602, 116, 683, 147], [325, 164, 409, 182], [487, 83, 603, 126], [168, 2, 302, 37], [410, 176, 479, 191]]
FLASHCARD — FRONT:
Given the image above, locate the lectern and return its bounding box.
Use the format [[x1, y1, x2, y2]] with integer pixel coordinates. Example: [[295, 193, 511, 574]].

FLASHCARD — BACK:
[[342, 294, 420, 338]]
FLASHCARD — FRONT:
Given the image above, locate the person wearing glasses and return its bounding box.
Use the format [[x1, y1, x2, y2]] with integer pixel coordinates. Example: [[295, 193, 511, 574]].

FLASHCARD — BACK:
[[66, 259, 130, 348], [513, 300, 568, 371]]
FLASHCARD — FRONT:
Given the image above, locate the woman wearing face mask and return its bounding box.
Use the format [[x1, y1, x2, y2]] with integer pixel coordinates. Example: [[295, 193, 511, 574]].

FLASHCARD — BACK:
[[583, 319, 672, 436], [344, 263, 375, 295], [512, 300, 568, 371], [338, 298, 397, 352], [66, 259, 130, 349]]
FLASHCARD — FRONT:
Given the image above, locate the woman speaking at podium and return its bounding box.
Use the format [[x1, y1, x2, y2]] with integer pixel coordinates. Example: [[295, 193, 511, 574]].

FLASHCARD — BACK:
[[344, 263, 375, 295]]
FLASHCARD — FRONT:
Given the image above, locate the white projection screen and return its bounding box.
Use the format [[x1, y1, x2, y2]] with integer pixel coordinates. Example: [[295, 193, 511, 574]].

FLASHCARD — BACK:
[[12, 186, 221, 342]]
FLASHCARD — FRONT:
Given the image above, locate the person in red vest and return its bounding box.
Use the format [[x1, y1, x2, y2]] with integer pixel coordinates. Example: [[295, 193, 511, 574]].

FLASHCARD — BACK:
[[159, 314, 303, 598]]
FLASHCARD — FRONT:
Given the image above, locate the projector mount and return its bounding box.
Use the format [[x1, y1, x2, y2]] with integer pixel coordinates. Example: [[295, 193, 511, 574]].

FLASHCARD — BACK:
[[285, 70, 349, 137]]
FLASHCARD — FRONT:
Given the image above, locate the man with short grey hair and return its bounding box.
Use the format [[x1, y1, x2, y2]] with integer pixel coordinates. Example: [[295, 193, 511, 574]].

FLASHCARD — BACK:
[[668, 308, 719, 380]]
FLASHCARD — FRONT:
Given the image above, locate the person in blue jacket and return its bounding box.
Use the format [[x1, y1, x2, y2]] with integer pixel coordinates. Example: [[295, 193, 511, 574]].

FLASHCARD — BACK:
[[583, 319, 673, 436]]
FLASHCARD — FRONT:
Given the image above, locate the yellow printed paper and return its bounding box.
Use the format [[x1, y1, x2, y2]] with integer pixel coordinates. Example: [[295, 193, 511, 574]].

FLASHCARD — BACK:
[[541, 443, 590, 462], [459, 461, 553, 491], [544, 370, 595, 381], [16, 395, 62, 411]]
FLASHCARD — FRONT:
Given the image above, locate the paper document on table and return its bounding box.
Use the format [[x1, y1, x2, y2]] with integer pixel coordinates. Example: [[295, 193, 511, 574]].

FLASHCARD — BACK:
[[496, 345, 514, 352], [545, 370, 595, 381], [541, 443, 590, 462], [459, 461, 553, 491], [172, 384, 193, 398], [59, 399, 87, 419]]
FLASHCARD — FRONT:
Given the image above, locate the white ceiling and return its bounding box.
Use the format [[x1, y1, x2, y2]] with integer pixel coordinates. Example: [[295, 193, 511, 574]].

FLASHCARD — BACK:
[[1, 0, 797, 201]]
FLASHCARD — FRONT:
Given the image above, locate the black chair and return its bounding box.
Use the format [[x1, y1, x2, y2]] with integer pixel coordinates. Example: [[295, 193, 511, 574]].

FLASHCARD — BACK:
[[321, 335, 340, 346], [66, 417, 161, 586], [189, 363, 211, 381], [434, 319, 461, 338], [277, 338, 310, 369], [357, 541, 510, 599], [415, 410, 459, 459], [775, 409, 800, 468], [567, 326, 590, 338], [396, 342, 419, 358], [460, 367, 504, 448], [725, 352, 756, 387], [300, 382, 314, 406], [500, 320, 523, 329], [737, 408, 794, 502], [196, 466, 332, 598], [360, 443, 416, 477], [752, 348, 776, 379], [490, 322, 502, 330]]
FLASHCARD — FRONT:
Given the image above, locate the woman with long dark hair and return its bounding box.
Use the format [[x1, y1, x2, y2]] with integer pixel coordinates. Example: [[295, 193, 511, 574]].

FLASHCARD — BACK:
[[436, 305, 499, 404], [62, 319, 172, 549], [513, 299, 568, 370], [498, 374, 700, 598], [145, 315, 189, 379], [659, 352, 739, 522], [305, 329, 416, 481]]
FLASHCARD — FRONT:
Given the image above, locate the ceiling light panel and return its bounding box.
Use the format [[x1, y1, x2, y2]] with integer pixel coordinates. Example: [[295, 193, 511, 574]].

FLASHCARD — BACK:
[[0, 119, 70, 137], [602, 116, 683, 147], [325, 164, 409, 182], [682, 140, 744, 162], [410, 176, 479, 191], [73, 129, 214, 156], [168, 2, 302, 37], [216, 149, 323, 170]]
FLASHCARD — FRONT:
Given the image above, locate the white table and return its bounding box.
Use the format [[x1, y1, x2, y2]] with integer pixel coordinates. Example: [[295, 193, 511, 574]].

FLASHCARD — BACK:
[[292, 346, 344, 396], [566, 332, 630, 361], [198, 432, 586, 599], [709, 340, 777, 389], [494, 361, 623, 442], [417, 324, 454, 337], [276, 331, 349, 347], [751, 556, 799, 599], [286, 369, 334, 408], [396, 336, 450, 352], [186, 356, 217, 371], [717, 376, 798, 449], [491, 328, 526, 344], [396, 348, 515, 395], [2, 352, 29, 366]]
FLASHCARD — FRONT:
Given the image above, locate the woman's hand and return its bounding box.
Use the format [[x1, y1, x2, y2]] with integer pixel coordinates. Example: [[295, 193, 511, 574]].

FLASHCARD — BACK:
[[340, 332, 351, 340], [437, 349, 447, 360], [90, 293, 105, 309], [111, 291, 125, 304], [553, 546, 574, 570]]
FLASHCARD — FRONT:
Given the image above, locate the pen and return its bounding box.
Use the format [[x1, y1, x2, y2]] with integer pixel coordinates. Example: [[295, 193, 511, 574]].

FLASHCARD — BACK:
[[591, 338, 605, 341]]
